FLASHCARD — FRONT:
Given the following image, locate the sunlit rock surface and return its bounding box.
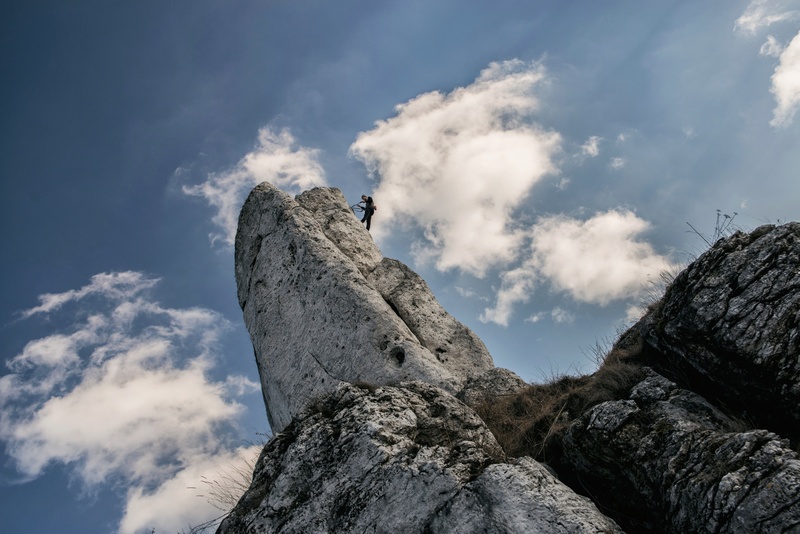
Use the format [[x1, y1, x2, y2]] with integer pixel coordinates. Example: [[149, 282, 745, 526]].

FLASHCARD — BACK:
[[235, 183, 495, 432], [217, 382, 622, 534]]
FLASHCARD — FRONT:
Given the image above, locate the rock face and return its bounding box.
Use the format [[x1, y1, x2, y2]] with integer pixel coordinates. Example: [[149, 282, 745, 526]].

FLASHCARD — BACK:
[[560, 368, 800, 533], [218, 382, 622, 534], [630, 223, 800, 440], [227, 182, 800, 534], [550, 224, 800, 533], [235, 183, 495, 432]]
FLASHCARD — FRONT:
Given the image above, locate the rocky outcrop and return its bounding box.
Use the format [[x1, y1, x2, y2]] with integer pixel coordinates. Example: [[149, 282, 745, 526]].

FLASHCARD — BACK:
[[218, 382, 622, 534], [227, 181, 800, 534], [630, 223, 800, 440], [235, 183, 495, 432], [559, 368, 800, 533]]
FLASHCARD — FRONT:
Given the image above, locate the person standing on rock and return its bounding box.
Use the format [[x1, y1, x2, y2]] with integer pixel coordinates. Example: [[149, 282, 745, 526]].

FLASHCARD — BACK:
[[359, 194, 376, 231]]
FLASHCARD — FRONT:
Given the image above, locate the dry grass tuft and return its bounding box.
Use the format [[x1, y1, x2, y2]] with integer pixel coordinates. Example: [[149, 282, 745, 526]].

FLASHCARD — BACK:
[[475, 339, 646, 462]]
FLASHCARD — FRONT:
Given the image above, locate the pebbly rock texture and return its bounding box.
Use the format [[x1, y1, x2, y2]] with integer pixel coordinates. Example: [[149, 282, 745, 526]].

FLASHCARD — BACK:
[[629, 223, 800, 440], [235, 183, 495, 432], [218, 382, 623, 534], [559, 368, 800, 533]]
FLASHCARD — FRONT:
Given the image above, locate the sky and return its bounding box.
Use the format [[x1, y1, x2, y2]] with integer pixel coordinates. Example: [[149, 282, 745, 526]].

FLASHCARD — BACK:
[[2, 1, 799, 532]]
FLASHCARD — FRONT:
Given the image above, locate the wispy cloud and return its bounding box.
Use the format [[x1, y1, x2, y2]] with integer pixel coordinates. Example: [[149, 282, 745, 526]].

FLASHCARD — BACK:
[[184, 127, 326, 247], [735, 0, 800, 35], [761, 34, 786, 56], [525, 307, 575, 325], [609, 157, 626, 170], [454, 286, 489, 302], [479, 265, 539, 326], [1, 273, 259, 533], [350, 59, 562, 277], [580, 136, 603, 157]]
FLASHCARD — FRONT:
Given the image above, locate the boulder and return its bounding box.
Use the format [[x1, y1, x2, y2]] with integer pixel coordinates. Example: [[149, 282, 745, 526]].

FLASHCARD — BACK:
[[218, 382, 622, 534], [631, 223, 800, 438], [560, 368, 800, 533]]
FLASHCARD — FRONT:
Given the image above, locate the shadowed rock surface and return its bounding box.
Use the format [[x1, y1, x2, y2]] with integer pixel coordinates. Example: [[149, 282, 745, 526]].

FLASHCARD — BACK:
[[224, 182, 800, 534], [630, 223, 800, 441], [559, 368, 800, 533]]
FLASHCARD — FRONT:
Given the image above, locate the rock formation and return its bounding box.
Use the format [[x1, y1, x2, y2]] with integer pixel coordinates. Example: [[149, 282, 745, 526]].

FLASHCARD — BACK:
[[235, 183, 496, 432], [223, 182, 800, 534], [630, 222, 800, 440], [219, 382, 621, 533]]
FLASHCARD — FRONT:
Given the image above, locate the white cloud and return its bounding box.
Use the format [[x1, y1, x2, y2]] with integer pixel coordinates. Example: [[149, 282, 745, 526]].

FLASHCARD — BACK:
[[482, 210, 673, 325], [184, 127, 326, 247], [525, 312, 545, 324], [555, 177, 571, 190], [769, 31, 800, 126], [761, 34, 786, 56], [479, 266, 538, 326], [529, 210, 673, 305], [1, 273, 260, 533], [609, 157, 626, 170], [454, 286, 489, 302], [119, 444, 261, 534], [524, 307, 575, 325], [735, 0, 800, 34], [350, 59, 562, 277], [580, 136, 602, 157], [20, 271, 158, 318], [551, 307, 576, 324]]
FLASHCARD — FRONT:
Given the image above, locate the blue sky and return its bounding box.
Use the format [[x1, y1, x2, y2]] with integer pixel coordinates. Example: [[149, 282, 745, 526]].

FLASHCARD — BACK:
[[2, 1, 799, 532]]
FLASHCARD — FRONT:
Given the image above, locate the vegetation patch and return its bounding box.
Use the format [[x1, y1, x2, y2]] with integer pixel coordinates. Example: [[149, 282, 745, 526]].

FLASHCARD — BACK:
[[474, 339, 646, 463]]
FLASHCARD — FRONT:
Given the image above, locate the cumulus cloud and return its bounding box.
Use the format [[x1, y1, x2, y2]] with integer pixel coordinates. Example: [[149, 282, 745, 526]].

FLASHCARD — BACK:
[[184, 127, 326, 246], [529, 211, 673, 304], [735, 0, 799, 34], [1, 273, 259, 533], [482, 210, 673, 326], [350, 59, 562, 276], [769, 31, 800, 126]]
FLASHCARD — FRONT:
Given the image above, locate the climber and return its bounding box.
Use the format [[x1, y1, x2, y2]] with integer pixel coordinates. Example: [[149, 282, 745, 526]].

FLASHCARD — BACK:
[[358, 194, 376, 231]]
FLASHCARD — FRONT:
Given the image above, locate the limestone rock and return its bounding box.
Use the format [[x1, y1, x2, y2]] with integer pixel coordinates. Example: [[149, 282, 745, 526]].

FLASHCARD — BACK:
[[560, 368, 800, 533], [632, 223, 800, 437], [218, 382, 622, 534], [235, 183, 494, 432], [366, 258, 494, 378], [457, 367, 528, 408], [231, 182, 800, 533]]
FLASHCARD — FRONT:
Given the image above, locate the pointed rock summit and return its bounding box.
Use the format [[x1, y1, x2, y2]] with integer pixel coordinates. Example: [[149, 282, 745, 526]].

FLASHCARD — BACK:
[[235, 182, 499, 432]]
